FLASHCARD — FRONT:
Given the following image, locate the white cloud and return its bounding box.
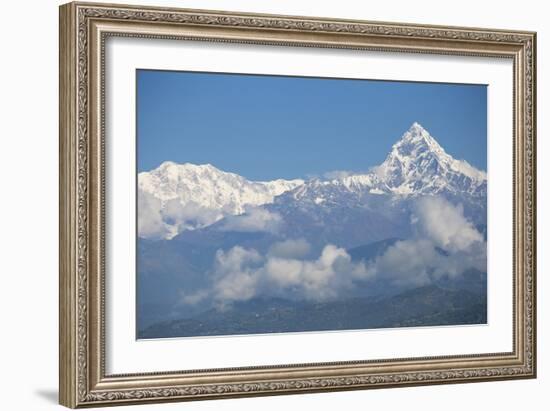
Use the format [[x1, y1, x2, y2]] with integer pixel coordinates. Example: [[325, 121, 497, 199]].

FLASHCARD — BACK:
[[264, 245, 346, 300], [181, 197, 486, 306], [137, 191, 170, 240], [161, 199, 222, 232], [264, 258, 303, 287], [138, 190, 224, 240], [365, 239, 437, 287], [365, 196, 486, 286], [218, 207, 283, 233], [182, 241, 372, 305], [265, 244, 371, 300], [211, 247, 263, 302], [413, 196, 483, 252]]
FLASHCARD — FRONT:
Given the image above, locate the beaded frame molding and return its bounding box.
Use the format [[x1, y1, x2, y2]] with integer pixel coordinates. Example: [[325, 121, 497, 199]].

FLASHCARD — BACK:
[[59, 2, 536, 408]]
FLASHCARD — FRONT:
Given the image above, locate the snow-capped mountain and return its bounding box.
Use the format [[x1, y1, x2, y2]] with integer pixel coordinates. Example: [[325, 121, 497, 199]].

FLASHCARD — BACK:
[[138, 162, 304, 239], [139, 162, 304, 211], [137, 123, 488, 336], [138, 123, 486, 240], [287, 122, 486, 205], [374, 122, 486, 196]]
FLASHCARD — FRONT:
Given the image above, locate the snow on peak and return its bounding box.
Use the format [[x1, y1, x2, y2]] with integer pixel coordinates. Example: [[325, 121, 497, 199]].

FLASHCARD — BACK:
[[395, 122, 445, 155], [289, 122, 487, 203], [138, 123, 486, 240], [373, 123, 486, 195], [138, 162, 304, 239]]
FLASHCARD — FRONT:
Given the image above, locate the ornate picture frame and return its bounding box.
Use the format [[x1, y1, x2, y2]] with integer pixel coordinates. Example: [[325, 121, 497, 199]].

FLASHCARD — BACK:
[[59, 2, 536, 408]]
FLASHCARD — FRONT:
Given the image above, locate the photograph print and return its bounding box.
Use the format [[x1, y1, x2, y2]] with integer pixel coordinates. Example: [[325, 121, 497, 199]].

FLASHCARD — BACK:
[[136, 70, 488, 339]]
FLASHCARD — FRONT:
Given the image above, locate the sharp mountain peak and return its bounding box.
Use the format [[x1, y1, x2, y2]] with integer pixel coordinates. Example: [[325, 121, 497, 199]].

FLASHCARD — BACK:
[[138, 123, 487, 239]]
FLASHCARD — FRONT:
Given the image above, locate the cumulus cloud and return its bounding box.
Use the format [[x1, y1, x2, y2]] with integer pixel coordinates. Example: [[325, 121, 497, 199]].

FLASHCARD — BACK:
[[211, 247, 264, 302], [413, 196, 483, 252], [365, 196, 486, 286], [138, 191, 170, 240], [365, 239, 438, 287], [218, 207, 283, 233], [161, 199, 223, 236], [182, 241, 372, 305], [181, 196, 486, 306], [265, 244, 371, 300], [138, 190, 224, 240]]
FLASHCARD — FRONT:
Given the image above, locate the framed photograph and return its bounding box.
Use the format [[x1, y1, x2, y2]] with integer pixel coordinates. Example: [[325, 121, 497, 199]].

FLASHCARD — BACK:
[[59, 2, 537, 408]]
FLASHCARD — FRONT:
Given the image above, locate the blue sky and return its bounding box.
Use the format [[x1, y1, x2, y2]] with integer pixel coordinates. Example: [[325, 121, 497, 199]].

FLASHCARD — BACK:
[[137, 70, 487, 180]]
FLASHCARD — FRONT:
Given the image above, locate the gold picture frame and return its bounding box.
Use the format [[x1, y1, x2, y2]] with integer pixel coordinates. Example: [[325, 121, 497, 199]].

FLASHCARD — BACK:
[[59, 2, 537, 408]]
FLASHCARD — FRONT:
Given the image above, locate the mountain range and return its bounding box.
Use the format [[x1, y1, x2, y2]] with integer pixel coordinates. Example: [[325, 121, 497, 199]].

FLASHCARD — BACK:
[[138, 122, 486, 240], [137, 122, 488, 338]]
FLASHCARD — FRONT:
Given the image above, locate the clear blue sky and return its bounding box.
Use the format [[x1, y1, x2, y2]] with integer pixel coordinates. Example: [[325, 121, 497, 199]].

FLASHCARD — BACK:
[[137, 69, 487, 180]]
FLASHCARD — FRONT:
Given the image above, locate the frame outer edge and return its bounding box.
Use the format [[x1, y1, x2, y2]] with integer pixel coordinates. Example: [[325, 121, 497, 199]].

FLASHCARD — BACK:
[[59, 1, 537, 407], [530, 32, 537, 379], [60, 2, 79, 409]]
